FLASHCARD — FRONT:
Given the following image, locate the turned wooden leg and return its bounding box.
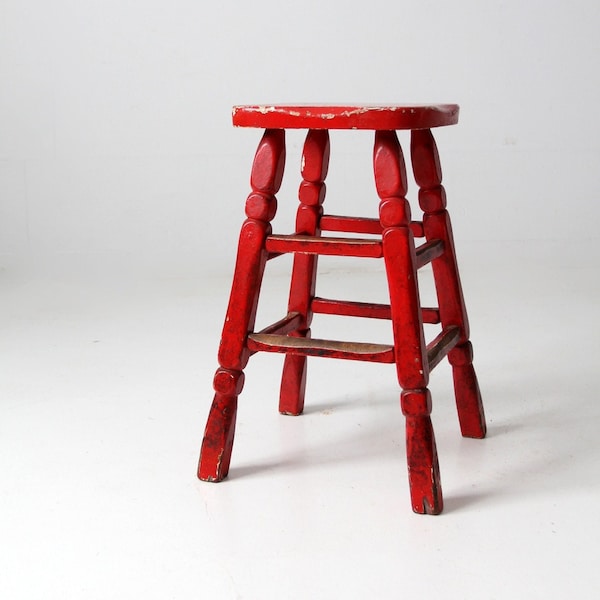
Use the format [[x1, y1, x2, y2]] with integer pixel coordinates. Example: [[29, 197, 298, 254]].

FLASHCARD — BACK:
[[449, 341, 486, 438], [198, 370, 243, 481], [280, 129, 330, 415], [374, 130, 443, 514], [411, 128, 486, 439], [198, 129, 286, 481]]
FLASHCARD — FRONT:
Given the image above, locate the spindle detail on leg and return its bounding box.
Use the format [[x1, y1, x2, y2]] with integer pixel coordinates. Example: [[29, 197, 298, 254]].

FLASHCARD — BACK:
[[411, 129, 486, 439], [374, 130, 442, 514], [198, 129, 286, 481], [280, 130, 330, 415]]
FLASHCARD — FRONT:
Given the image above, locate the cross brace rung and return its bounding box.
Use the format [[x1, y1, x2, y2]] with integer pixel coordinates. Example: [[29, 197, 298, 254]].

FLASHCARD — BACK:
[[319, 215, 425, 238], [426, 326, 461, 370], [415, 239, 445, 269], [265, 235, 444, 264], [311, 297, 440, 324], [265, 234, 383, 258]]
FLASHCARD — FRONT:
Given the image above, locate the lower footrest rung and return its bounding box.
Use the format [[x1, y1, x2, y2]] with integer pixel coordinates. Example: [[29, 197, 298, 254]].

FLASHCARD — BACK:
[[247, 333, 395, 363]]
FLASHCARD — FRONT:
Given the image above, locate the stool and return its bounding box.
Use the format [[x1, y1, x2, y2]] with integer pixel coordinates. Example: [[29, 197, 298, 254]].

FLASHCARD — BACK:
[[198, 104, 486, 515]]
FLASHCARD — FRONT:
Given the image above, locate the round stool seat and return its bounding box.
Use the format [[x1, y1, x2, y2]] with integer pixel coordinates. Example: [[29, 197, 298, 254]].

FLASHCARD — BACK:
[[232, 104, 459, 130]]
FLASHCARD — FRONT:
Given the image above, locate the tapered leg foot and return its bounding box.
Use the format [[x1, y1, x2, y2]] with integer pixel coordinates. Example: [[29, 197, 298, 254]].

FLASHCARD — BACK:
[[279, 353, 307, 415], [198, 393, 238, 482], [405, 415, 443, 514], [449, 342, 486, 439], [402, 389, 443, 515]]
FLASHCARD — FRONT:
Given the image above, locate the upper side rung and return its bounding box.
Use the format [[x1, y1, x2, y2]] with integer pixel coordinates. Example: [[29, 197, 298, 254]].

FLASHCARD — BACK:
[[320, 215, 425, 238], [265, 234, 383, 258]]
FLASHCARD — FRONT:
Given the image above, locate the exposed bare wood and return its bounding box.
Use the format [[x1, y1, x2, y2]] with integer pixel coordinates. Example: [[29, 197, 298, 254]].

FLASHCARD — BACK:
[[247, 333, 395, 363]]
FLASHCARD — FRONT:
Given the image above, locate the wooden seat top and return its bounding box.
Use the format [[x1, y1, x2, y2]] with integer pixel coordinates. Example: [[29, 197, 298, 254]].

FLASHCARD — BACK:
[[232, 104, 459, 130]]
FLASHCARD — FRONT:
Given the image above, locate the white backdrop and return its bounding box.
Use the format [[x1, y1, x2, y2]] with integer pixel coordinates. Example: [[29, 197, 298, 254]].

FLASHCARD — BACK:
[[3, 4, 600, 597], [1, 0, 599, 278]]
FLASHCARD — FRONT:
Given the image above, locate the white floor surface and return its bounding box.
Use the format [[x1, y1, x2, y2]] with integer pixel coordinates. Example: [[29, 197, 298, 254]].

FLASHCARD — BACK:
[[1, 240, 599, 599]]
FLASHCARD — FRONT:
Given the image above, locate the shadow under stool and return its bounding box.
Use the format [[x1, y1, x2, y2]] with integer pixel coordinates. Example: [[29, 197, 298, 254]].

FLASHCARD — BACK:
[[197, 104, 486, 515]]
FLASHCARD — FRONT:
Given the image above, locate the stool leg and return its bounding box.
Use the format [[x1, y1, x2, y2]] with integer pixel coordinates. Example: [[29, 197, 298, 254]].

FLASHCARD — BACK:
[[374, 130, 443, 514], [402, 389, 442, 515], [198, 129, 286, 481], [280, 130, 330, 415], [410, 129, 486, 439]]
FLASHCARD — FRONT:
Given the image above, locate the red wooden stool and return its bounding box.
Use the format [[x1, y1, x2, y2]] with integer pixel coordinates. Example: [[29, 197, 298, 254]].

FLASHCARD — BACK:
[[198, 105, 486, 514]]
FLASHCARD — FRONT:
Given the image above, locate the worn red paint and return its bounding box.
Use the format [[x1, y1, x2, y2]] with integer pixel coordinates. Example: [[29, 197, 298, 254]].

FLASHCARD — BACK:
[[232, 104, 459, 130], [198, 105, 486, 515]]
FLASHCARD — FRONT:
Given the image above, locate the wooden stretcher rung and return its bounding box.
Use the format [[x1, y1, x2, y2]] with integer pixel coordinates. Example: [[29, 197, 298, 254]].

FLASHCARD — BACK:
[[319, 215, 382, 235], [415, 239, 444, 269], [265, 233, 441, 261], [256, 312, 303, 336], [247, 333, 395, 363], [312, 297, 391, 319], [311, 297, 440, 324], [265, 234, 383, 258], [426, 326, 461, 371], [320, 215, 425, 238]]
